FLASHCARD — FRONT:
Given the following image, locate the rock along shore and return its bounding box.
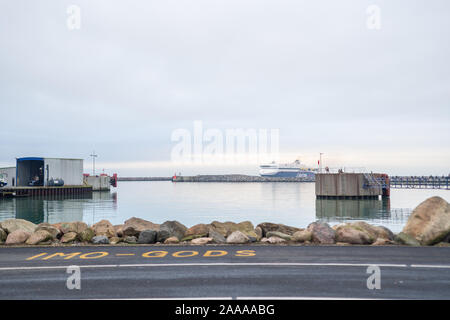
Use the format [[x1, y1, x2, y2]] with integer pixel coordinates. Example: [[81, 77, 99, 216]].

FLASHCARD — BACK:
[[0, 196, 449, 247]]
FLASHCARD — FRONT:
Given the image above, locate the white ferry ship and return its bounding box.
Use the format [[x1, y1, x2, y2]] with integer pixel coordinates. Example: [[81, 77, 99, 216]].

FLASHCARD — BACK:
[[259, 160, 316, 179]]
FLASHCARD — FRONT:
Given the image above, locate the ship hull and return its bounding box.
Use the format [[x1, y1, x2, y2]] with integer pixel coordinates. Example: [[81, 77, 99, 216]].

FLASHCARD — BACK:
[[260, 170, 315, 179]]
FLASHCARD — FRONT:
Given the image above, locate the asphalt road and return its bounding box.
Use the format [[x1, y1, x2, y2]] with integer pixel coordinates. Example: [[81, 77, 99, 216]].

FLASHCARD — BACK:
[[0, 245, 449, 300]]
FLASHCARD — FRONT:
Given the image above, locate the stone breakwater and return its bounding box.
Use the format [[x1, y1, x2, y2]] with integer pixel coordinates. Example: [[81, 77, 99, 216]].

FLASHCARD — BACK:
[[0, 196, 449, 247], [172, 174, 314, 182]]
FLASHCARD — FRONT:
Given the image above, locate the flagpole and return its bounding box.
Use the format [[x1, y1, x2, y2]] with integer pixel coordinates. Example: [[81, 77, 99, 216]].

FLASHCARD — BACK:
[[319, 153, 323, 173]]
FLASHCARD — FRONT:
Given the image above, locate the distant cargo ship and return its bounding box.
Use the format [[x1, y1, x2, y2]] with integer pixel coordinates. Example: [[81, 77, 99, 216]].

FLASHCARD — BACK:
[[259, 160, 317, 179]]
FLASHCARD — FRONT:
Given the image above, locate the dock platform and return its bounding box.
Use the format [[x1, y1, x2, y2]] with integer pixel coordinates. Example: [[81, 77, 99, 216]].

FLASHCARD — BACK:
[[315, 173, 389, 199], [0, 185, 93, 198]]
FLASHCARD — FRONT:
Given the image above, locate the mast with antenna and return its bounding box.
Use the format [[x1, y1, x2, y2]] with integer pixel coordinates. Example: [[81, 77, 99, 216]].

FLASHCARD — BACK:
[[90, 151, 98, 175]]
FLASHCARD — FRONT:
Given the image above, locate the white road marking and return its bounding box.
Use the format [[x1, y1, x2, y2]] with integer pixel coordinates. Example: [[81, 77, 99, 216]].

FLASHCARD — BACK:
[[117, 262, 409, 268], [237, 296, 383, 300], [1, 262, 449, 271], [97, 296, 380, 300], [410, 264, 450, 269], [100, 297, 234, 300]]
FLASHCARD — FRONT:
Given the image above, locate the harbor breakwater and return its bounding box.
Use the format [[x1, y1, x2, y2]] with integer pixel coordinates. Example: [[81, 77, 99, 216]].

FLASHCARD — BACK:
[[0, 196, 449, 247], [118, 175, 315, 182], [118, 175, 450, 189], [172, 175, 314, 182], [118, 177, 172, 181], [177, 175, 314, 182]]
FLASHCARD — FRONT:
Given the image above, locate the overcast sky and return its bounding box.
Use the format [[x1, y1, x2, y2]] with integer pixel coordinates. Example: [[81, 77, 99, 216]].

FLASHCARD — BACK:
[[0, 0, 449, 176]]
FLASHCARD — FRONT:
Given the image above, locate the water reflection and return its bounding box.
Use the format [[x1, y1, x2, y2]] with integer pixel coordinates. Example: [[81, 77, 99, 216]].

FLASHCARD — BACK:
[[0, 192, 117, 225], [316, 198, 389, 220], [315, 198, 410, 230], [0, 181, 441, 233]]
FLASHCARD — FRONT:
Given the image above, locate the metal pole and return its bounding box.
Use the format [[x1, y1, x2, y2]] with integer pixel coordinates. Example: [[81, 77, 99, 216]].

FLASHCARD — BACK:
[[319, 153, 323, 173], [90, 151, 98, 175]]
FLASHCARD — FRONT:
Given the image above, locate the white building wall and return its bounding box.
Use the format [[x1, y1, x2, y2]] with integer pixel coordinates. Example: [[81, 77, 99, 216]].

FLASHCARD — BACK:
[[84, 175, 110, 191], [0, 167, 16, 187], [44, 158, 83, 186]]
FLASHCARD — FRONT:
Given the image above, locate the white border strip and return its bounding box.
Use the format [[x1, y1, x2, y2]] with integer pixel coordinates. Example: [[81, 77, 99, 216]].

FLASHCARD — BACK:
[[410, 264, 450, 269], [237, 296, 383, 300], [2, 262, 449, 271], [101, 296, 380, 300]]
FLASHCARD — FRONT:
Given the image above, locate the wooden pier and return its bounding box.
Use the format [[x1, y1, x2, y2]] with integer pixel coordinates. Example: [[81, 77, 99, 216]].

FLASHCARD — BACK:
[[0, 185, 93, 198]]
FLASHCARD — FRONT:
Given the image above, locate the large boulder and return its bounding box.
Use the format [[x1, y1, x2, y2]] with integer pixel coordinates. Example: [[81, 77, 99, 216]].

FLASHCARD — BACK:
[[211, 221, 256, 238], [256, 222, 301, 236], [92, 220, 116, 238], [164, 236, 180, 244], [191, 237, 213, 245], [434, 242, 450, 247], [61, 232, 78, 243], [157, 221, 187, 242], [443, 233, 450, 243], [181, 234, 205, 242], [60, 221, 88, 235], [210, 221, 235, 237], [236, 221, 257, 238], [226, 231, 250, 244], [5, 230, 31, 245], [110, 237, 122, 244], [254, 226, 263, 241], [92, 235, 110, 244], [138, 230, 157, 244], [124, 236, 138, 244], [79, 228, 95, 242], [395, 232, 421, 246], [307, 222, 336, 244], [0, 228, 7, 243], [349, 222, 394, 242], [123, 217, 160, 237], [25, 230, 53, 245], [113, 225, 124, 237], [185, 223, 210, 237], [371, 238, 394, 246], [292, 230, 312, 242], [373, 225, 395, 241], [335, 224, 372, 245], [35, 223, 61, 239], [402, 196, 450, 245], [261, 236, 286, 244], [266, 231, 292, 241], [208, 228, 226, 244], [0, 219, 37, 234]]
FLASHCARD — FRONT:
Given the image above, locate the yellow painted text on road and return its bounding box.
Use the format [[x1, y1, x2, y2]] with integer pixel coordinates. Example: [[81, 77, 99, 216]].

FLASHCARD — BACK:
[[79, 252, 109, 259], [142, 251, 168, 258], [235, 250, 256, 257], [26, 253, 47, 260], [42, 252, 81, 260], [204, 250, 228, 257], [26, 249, 256, 260], [172, 250, 199, 258]]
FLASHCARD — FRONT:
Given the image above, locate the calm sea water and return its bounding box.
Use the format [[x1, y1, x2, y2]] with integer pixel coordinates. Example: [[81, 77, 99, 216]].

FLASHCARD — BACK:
[[1, 182, 449, 233]]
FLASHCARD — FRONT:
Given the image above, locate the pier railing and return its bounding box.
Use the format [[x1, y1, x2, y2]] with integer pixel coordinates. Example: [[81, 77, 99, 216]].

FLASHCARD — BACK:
[[319, 167, 367, 174], [389, 176, 450, 190]]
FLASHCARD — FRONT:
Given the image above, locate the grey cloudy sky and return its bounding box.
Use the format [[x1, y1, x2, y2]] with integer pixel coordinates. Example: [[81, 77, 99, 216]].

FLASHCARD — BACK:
[[0, 0, 449, 176]]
